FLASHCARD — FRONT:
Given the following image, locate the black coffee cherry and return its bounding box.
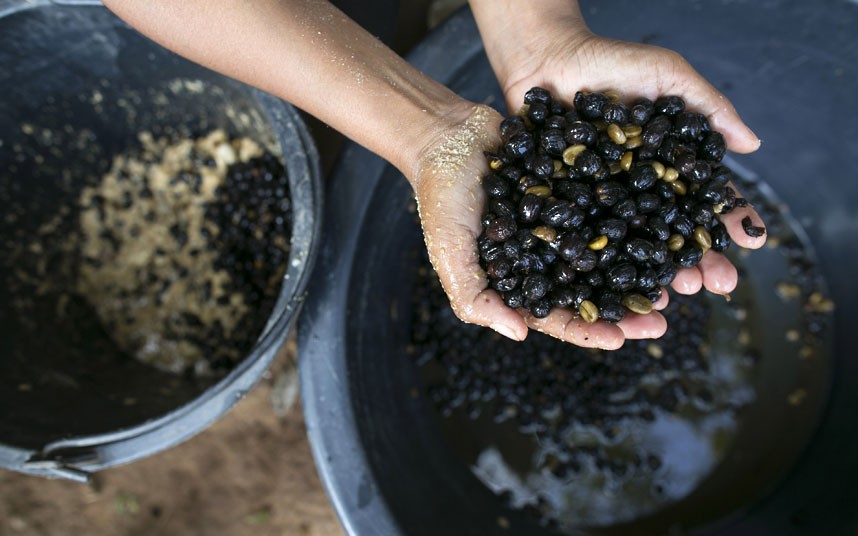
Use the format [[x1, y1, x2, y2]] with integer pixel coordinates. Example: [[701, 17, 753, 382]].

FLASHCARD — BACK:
[[636, 267, 658, 291], [522, 274, 551, 301], [629, 166, 658, 191], [630, 98, 654, 125], [545, 115, 566, 131], [516, 229, 539, 250], [596, 137, 624, 161], [656, 262, 678, 286], [597, 244, 620, 269], [654, 95, 685, 116], [741, 216, 766, 237], [518, 194, 543, 223], [541, 199, 575, 227], [599, 302, 626, 323], [485, 217, 517, 241], [602, 102, 629, 125], [647, 217, 671, 241], [529, 154, 555, 178], [655, 181, 676, 201], [612, 198, 637, 220], [527, 102, 549, 125], [500, 116, 526, 140], [483, 174, 509, 198], [689, 160, 711, 184], [676, 245, 704, 268], [650, 240, 670, 265], [503, 238, 521, 258], [691, 204, 714, 226], [503, 289, 524, 309], [553, 262, 577, 285], [658, 137, 681, 163], [487, 258, 512, 279], [675, 153, 697, 176], [505, 131, 535, 158], [711, 223, 732, 252], [530, 299, 552, 318], [697, 181, 725, 205], [576, 92, 608, 120], [572, 250, 598, 272], [711, 166, 736, 186], [565, 121, 598, 146], [558, 233, 586, 261], [493, 275, 520, 292], [699, 132, 727, 162], [550, 287, 576, 308], [626, 238, 655, 263], [628, 214, 647, 229], [659, 202, 679, 224], [672, 214, 695, 238], [595, 182, 628, 207], [561, 207, 586, 229], [490, 198, 516, 219], [512, 252, 544, 274], [540, 129, 567, 156], [636, 193, 661, 214], [674, 111, 709, 142], [607, 263, 637, 292], [583, 270, 605, 288], [596, 218, 628, 241], [642, 115, 671, 148], [574, 150, 602, 176], [524, 87, 552, 106]]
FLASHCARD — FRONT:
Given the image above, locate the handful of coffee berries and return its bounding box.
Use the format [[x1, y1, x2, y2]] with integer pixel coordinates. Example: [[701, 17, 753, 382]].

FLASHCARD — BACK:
[[478, 87, 761, 323]]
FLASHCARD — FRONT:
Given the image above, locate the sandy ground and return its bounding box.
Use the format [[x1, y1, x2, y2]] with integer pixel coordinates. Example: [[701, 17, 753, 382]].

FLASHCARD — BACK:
[[0, 337, 345, 536]]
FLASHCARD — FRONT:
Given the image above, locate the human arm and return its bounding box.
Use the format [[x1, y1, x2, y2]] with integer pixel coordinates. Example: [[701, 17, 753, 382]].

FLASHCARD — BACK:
[[103, 0, 689, 348]]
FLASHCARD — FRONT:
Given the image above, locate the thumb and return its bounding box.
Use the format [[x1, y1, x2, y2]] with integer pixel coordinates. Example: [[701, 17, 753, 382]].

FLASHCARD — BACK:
[[417, 180, 528, 342]]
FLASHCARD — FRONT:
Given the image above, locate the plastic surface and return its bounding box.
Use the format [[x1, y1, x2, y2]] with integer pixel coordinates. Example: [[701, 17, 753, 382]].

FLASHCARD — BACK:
[[300, 2, 858, 535], [0, 1, 322, 479]]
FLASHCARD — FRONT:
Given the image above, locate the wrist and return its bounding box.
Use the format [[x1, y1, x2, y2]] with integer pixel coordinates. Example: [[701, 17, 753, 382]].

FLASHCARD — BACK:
[[382, 89, 478, 183], [398, 96, 483, 184], [470, 1, 591, 95]]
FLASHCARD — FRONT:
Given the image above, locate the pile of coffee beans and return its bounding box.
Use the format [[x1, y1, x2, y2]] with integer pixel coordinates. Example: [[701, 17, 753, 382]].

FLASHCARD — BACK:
[[478, 87, 761, 322], [414, 258, 720, 445], [411, 249, 755, 528], [1, 130, 292, 377]]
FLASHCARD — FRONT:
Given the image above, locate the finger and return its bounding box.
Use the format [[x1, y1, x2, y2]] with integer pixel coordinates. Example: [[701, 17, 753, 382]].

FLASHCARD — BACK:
[[652, 287, 670, 311], [617, 311, 668, 339], [671, 267, 703, 294], [522, 308, 624, 350], [673, 59, 760, 154], [698, 251, 738, 295], [718, 182, 767, 249]]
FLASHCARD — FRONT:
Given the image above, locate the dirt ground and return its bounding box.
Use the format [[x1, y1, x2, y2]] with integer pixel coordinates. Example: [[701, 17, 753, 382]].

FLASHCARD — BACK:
[[0, 336, 345, 536]]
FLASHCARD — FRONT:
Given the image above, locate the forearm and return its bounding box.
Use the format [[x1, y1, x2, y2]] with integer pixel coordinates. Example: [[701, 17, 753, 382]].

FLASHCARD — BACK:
[[103, 0, 468, 180], [469, 0, 590, 91]]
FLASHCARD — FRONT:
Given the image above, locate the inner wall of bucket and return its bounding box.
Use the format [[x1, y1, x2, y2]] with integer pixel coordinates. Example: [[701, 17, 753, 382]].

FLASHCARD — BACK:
[[343, 167, 831, 536], [0, 6, 282, 449]]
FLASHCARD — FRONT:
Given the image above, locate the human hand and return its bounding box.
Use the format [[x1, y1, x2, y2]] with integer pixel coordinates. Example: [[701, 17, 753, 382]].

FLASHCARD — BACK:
[[470, 1, 766, 338], [412, 104, 672, 349]]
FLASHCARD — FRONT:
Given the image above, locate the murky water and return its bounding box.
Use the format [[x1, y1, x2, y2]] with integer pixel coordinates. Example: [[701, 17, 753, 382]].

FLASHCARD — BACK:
[[411, 165, 834, 532]]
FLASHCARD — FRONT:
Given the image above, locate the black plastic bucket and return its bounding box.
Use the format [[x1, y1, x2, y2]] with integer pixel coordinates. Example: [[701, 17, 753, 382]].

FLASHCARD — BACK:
[[300, 2, 858, 535], [0, 0, 321, 480]]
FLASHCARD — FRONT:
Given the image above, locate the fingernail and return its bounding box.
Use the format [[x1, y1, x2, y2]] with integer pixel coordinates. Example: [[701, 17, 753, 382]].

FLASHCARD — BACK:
[[491, 323, 520, 341]]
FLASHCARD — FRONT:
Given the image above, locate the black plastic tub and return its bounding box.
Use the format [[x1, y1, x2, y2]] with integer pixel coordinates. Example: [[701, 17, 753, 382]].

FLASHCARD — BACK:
[[0, 0, 321, 480], [300, 2, 858, 535]]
